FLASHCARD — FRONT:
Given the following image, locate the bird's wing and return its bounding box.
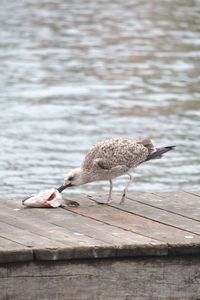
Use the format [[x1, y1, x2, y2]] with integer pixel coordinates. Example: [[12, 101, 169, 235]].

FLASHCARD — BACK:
[[93, 158, 129, 173], [93, 159, 129, 178], [93, 158, 111, 170]]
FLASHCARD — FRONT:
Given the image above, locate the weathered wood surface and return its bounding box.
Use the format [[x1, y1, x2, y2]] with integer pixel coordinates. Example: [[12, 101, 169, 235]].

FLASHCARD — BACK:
[[1, 256, 200, 300], [129, 191, 200, 220], [0, 191, 200, 263], [90, 193, 200, 234]]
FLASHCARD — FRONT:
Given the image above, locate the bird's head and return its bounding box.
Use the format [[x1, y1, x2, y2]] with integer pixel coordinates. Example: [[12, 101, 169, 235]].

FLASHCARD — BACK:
[[57, 168, 85, 193]]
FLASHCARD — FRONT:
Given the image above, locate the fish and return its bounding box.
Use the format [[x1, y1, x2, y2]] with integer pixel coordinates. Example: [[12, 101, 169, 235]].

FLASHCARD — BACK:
[[22, 188, 63, 208]]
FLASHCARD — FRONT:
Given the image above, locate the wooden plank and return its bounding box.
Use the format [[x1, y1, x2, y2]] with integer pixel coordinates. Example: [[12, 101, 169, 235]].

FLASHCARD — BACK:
[[126, 191, 200, 221], [66, 199, 200, 250], [91, 194, 200, 235], [0, 198, 163, 247], [0, 237, 26, 250], [0, 199, 167, 260], [0, 256, 200, 300], [4, 197, 200, 246], [0, 237, 33, 263], [0, 220, 117, 262], [186, 191, 200, 197], [0, 201, 112, 262], [1, 193, 200, 261], [0, 208, 109, 248], [0, 221, 68, 249], [0, 198, 116, 247]]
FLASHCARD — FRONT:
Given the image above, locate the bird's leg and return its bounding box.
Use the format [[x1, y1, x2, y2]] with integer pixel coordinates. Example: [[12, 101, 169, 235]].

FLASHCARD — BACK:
[[120, 174, 133, 204], [89, 179, 113, 205], [107, 179, 113, 203]]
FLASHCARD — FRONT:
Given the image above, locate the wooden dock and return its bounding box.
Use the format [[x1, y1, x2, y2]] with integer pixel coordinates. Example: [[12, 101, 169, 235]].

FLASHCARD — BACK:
[[0, 191, 200, 299]]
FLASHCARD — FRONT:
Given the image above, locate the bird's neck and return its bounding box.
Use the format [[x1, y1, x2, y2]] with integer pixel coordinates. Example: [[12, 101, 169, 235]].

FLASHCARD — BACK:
[[79, 168, 95, 185]]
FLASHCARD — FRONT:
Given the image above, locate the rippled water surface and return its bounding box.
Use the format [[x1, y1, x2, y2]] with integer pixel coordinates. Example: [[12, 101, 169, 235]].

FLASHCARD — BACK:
[[1, 0, 200, 198]]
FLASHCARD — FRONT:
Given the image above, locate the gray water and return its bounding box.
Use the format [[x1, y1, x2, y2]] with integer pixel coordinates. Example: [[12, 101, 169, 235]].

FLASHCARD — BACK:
[[0, 0, 200, 198]]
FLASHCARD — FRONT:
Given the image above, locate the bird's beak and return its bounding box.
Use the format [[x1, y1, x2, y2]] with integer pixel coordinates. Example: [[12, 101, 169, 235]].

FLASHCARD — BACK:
[[22, 197, 29, 205], [57, 183, 73, 193]]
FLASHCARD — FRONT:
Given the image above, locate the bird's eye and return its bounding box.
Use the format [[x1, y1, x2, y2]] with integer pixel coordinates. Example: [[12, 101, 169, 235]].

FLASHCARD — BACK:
[[68, 176, 74, 181]]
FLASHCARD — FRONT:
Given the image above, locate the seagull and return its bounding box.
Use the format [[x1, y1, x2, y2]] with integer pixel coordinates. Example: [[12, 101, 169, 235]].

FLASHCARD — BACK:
[[57, 138, 175, 204]]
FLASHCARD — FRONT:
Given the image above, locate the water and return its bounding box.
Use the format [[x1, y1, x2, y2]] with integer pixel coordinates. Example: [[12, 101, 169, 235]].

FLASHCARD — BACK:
[[0, 0, 200, 198]]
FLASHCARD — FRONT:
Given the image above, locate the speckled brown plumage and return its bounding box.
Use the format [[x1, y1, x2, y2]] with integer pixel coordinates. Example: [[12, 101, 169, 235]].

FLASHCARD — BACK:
[[82, 138, 155, 176]]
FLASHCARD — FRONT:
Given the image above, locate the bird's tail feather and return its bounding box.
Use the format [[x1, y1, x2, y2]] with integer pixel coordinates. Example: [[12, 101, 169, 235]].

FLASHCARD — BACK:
[[144, 146, 176, 162]]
